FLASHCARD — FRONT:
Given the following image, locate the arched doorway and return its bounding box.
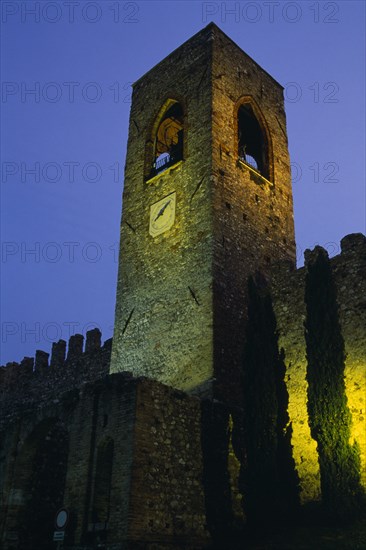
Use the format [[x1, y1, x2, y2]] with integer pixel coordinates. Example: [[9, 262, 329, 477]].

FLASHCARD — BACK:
[[4, 419, 69, 549]]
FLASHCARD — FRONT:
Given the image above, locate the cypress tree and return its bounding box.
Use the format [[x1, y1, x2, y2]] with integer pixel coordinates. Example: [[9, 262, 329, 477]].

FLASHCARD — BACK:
[[304, 247, 363, 521], [241, 274, 299, 527]]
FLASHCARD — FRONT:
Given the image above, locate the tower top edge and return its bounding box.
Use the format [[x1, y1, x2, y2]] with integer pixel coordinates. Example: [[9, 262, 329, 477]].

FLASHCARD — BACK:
[[132, 22, 284, 91]]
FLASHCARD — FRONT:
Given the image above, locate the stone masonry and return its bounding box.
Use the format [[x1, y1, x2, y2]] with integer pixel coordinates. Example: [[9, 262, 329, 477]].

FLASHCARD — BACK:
[[0, 23, 365, 550], [110, 23, 295, 406], [271, 233, 366, 503]]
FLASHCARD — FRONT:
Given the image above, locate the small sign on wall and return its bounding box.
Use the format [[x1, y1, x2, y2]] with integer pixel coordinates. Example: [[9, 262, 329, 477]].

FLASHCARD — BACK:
[[53, 531, 65, 541]]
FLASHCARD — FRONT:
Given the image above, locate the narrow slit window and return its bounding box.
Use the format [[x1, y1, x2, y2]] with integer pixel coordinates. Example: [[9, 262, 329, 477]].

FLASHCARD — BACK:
[[238, 104, 269, 179]]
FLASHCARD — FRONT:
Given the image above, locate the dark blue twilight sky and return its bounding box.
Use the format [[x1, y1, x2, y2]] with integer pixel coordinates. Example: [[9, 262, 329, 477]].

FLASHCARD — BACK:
[[1, 1, 365, 364]]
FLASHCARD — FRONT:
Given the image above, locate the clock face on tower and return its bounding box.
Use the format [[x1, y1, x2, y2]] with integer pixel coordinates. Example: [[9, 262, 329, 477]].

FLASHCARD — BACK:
[[149, 192, 176, 237]]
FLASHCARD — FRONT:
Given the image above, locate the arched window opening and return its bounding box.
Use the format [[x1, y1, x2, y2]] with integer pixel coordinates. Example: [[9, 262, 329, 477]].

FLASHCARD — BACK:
[[151, 102, 184, 177], [91, 438, 114, 527], [238, 104, 269, 179]]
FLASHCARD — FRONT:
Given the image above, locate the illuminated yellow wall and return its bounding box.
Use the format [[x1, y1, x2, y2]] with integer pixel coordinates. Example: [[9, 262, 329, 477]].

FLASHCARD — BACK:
[[336, 236, 366, 488], [272, 234, 366, 502], [109, 22, 365, 500]]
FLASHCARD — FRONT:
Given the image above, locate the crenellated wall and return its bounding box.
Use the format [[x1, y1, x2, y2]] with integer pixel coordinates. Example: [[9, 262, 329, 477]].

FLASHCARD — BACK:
[[0, 329, 111, 427], [1, 19, 365, 548], [0, 235, 365, 548], [271, 233, 366, 503]]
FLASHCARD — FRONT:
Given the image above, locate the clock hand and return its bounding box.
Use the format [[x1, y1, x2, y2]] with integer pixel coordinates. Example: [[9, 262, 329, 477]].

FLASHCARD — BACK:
[[155, 200, 171, 221]]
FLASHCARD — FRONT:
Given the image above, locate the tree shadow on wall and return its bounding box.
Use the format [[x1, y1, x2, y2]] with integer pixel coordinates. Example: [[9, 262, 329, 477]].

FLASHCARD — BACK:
[[239, 273, 300, 532], [200, 400, 245, 548], [201, 273, 302, 546]]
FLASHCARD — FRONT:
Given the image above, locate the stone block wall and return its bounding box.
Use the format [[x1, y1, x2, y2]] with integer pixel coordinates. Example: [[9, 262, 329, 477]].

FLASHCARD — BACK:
[[110, 23, 297, 406], [210, 24, 296, 404], [271, 233, 366, 502], [1, 235, 365, 547], [1, 370, 243, 549], [127, 380, 210, 547], [111, 24, 215, 393]]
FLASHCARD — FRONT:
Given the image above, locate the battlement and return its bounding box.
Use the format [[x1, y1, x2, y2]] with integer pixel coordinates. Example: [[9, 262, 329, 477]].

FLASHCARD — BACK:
[[0, 329, 112, 426], [270, 233, 366, 501], [1, 235, 365, 503]]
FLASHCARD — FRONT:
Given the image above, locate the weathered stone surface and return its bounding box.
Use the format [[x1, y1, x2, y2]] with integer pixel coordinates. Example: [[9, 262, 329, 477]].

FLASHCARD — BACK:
[[271, 234, 366, 502], [1, 23, 365, 550], [0, 329, 111, 427], [0, 369, 239, 549], [110, 23, 295, 407]]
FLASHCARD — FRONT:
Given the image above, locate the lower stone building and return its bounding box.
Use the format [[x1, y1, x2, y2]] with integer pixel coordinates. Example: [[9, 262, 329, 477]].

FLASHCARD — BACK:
[[1, 23, 365, 549], [1, 234, 365, 549], [0, 359, 240, 548]]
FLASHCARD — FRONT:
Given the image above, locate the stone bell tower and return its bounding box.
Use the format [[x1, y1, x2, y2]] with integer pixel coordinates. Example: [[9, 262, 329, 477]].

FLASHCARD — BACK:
[[110, 23, 296, 403]]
